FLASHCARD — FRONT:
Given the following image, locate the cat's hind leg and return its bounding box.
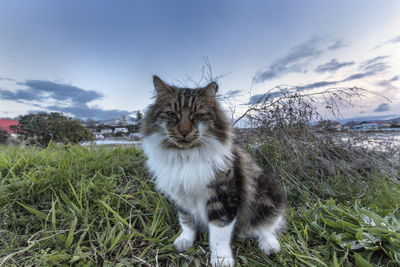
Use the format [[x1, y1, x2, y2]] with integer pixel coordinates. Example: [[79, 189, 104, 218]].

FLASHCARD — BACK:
[[174, 212, 197, 252], [253, 214, 285, 255]]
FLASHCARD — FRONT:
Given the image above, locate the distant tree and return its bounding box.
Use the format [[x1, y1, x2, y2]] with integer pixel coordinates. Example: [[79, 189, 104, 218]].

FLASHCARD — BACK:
[[136, 111, 143, 121], [10, 112, 94, 146], [0, 128, 9, 144], [127, 124, 137, 133], [86, 119, 97, 129], [344, 120, 357, 127], [114, 131, 126, 137], [391, 123, 400, 128]]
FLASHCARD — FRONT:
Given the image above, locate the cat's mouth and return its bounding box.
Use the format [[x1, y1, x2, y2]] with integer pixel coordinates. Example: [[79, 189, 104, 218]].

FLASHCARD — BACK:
[[169, 137, 200, 149], [177, 139, 191, 144], [175, 139, 195, 148]]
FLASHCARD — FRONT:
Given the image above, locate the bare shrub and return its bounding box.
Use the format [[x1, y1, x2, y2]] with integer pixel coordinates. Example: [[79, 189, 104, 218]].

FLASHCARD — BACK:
[[233, 85, 400, 202]]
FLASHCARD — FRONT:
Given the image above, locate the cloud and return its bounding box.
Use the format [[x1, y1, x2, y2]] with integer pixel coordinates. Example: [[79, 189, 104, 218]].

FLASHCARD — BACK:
[[295, 55, 391, 90], [295, 81, 339, 91], [327, 40, 347, 50], [254, 36, 346, 83], [251, 55, 389, 94], [341, 55, 391, 82], [1, 80, 104, 104], [374, 103, 390, 112], [374, 34, 400, 49], [342, 72, 376, 82], [46, 105, 132, 121], [0, 87, 43, 102], [22, 80, 104, 105], [294, 70, 384, 91], [247, 54, 392, 105], [388, 35, 400, 44], [314, 59, 354, 73], [0, 77, 16, 82], [0, 79, 132, 120], [224, 90, 243, 98], [248, 91, 285, 104], [376, 75, 399, 90], [359, 56, 389, 73]]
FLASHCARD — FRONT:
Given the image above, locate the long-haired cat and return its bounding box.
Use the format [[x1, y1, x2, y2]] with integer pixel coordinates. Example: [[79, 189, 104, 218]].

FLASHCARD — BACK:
[[141, 76, 286, 266]]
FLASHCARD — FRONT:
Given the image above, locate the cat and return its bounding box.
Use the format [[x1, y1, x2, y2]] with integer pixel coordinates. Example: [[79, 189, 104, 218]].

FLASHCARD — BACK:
[[141, 76, 286, 267]]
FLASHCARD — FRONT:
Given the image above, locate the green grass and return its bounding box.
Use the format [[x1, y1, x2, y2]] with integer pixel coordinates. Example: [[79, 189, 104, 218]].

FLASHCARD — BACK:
[[0, 144, 399, 266]]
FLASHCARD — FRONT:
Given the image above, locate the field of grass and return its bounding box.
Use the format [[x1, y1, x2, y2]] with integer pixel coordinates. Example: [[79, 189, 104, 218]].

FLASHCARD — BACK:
[[0, 144, 399, 266]]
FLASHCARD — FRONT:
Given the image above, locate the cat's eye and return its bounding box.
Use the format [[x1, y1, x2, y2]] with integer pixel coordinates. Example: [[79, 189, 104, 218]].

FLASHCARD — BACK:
[[194, 113, 203, 120], [166, 111, 176, 118]]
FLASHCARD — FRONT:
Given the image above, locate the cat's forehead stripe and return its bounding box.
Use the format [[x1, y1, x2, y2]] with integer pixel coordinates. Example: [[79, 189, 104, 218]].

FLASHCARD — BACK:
[[175, 89, 198, 111]]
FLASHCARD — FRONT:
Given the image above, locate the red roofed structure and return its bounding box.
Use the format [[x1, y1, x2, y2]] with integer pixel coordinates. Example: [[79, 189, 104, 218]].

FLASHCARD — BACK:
[[0, 119, 19, 134]]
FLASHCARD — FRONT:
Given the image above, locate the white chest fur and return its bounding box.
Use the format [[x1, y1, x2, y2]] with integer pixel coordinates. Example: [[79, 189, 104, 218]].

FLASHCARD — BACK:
[[141, 133, 233, 225]]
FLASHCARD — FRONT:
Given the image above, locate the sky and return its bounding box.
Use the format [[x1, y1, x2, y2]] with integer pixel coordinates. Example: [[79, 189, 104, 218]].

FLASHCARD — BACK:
[[0, 0, 399, 121]]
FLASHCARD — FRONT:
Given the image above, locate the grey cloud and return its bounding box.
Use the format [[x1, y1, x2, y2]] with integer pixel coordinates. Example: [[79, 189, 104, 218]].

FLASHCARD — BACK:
[[293, 57, 389, 91], [255, 37, 345, 83], [359, 56, 389, 71], [389, 35, 400, 43], [295, 70, 386, 91], [374, 103, 390, 112], [224, 90, 242, 98], [0, 88, 43, 102], [342, 72, 375, 82], [341, 55, 391, 82], [0, 77, 16, 82], [293, 71, 380, 91], [2, 80, 104, 104], [314, 59, 354, 73], [46, 105, 132, 121], [248, 59, 391, 105], [295, 81, 339, 91], [377, 79, 393, 88], [374, 34, 400, 49], [248, 92, 284, 105], [327, 40, 347, 50], [0, 79, 132, 120], [377, 75, 399, 90], [23, 80, 103, 105]]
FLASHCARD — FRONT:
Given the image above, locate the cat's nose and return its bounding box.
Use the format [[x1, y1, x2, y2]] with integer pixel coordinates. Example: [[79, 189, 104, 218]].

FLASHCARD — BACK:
[[178, 121, 192, 137], [179, 128, 191, 138]]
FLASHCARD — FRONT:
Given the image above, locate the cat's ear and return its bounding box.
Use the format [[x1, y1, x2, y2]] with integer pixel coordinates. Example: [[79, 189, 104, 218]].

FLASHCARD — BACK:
[[153, 76, 176, 96], [199, 81, 218, 97]]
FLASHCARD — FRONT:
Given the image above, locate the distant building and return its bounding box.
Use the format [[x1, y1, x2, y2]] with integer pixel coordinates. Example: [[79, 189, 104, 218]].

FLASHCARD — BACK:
[[95, 134, 105, 140], [353, 123, 379, 132], [371, 121, 391, 128], [0, 119, 19, 136], [101, 128, 113, 134], [115, 127, 128, 133]]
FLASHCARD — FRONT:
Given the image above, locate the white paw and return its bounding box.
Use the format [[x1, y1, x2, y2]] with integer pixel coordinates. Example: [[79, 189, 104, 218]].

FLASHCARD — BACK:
[[211, 257, 235, 267], [258, 236, 281, 255], [174, 236, 194, 252]]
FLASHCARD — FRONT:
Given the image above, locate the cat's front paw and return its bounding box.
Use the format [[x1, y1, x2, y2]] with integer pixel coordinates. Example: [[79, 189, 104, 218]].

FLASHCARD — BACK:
[[174, 236, 194, 252], [258, 236, 281, 255], [210, 256, 235, 267]]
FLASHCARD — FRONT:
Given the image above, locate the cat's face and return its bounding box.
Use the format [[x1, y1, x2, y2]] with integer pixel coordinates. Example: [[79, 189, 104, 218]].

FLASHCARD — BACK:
[[142, 76, 230, 149]]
